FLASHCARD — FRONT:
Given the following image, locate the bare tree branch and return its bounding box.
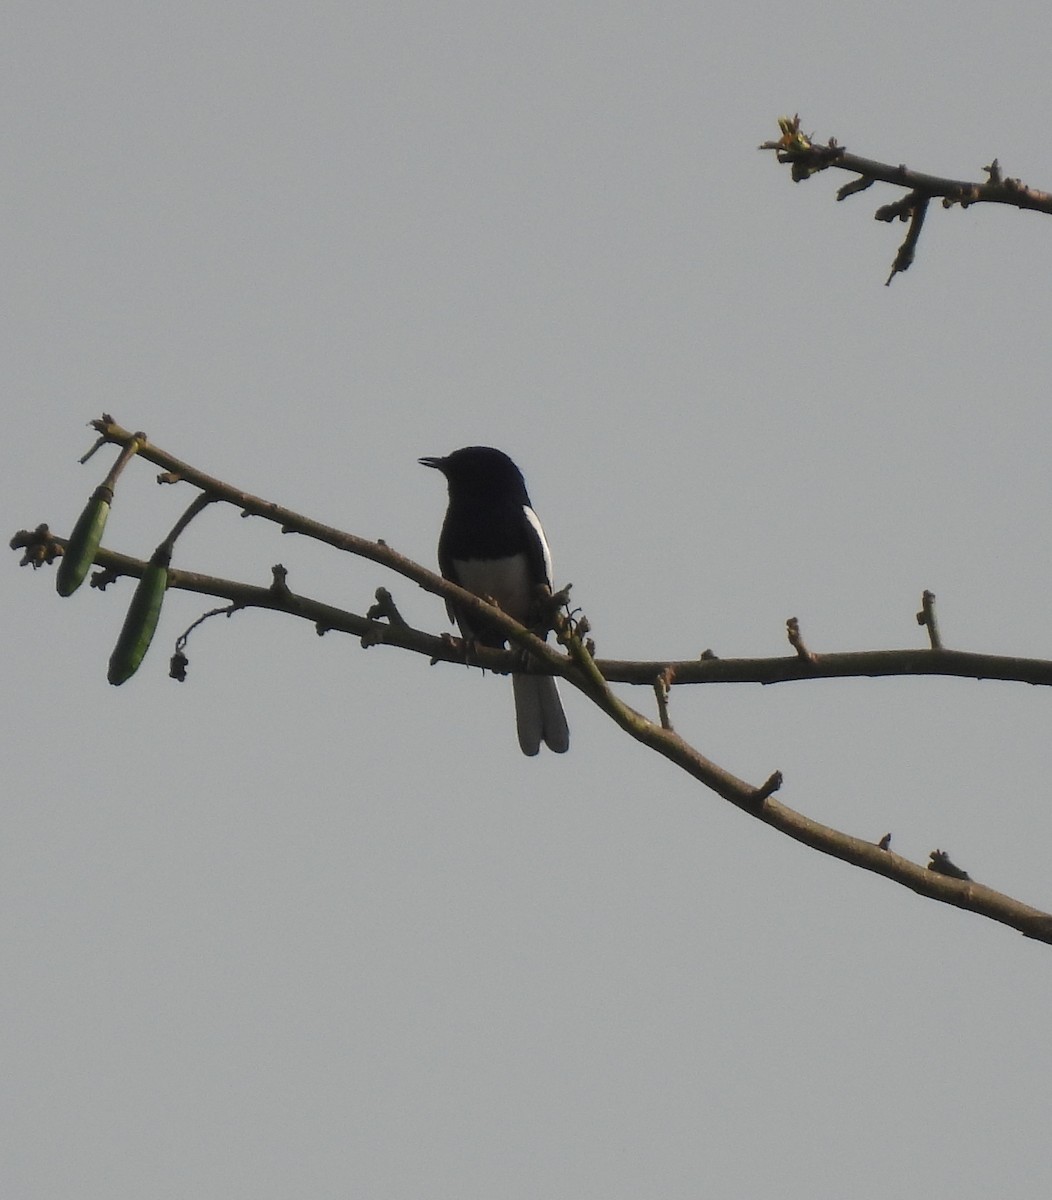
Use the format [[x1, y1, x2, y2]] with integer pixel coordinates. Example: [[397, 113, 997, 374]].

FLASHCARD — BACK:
[[11, 416, 1052, 945], [760, 115, 1052, 282]]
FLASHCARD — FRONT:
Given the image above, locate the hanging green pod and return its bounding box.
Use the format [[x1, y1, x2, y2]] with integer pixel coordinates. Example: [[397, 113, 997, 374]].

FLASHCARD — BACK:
[[56, 485, 113, 597], [107, 546, 172, 685]]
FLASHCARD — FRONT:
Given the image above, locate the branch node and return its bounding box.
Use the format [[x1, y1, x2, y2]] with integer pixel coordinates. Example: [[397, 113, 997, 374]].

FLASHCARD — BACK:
[[359, 625, 387, 649], [367, 586, 408, 627], [928, 849, 971, 881], [875, 196, 912, 223], [269, 563, 292, 599], [77, 436, 109, 465], [89, 565, 120, 591], [653, 667, 675, 730], [430, 631, 462, 665], [916, 589, 943, 649], [9, 524, 62, 568], [88, 412, 116, 435], [786, 617, 817, 663], [885, 193, 930, 285], [751, 771, 783, 805], [836, 175, 875, 201]]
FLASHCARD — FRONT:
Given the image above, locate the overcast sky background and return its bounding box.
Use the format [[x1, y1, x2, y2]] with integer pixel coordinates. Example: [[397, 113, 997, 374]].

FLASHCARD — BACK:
[[5, 3, 1052, 1197]]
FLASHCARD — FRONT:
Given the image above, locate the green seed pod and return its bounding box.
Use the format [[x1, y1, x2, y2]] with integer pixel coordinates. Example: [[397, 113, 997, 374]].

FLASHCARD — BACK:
[[56, 485, 113, 597], [107, 547, 171, 686]]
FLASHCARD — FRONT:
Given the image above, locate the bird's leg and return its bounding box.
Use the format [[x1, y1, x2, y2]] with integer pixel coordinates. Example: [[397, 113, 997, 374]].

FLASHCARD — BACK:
[[439, 630, 479, 669]]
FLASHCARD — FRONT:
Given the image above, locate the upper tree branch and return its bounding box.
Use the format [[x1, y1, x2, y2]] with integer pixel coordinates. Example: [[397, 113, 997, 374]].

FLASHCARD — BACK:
[[760, 115, 1052, 281]]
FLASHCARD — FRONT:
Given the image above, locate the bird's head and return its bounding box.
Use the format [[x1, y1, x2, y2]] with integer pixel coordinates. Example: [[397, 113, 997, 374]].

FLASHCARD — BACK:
[[419, 446, 530, 503]]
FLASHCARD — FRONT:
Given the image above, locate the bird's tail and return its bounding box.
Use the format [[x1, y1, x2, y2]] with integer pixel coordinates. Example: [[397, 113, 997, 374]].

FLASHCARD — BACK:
[[513, 673, 569, 755]]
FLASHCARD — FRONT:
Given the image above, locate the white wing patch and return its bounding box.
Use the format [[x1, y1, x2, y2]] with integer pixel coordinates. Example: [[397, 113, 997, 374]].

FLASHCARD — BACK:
[[522, 505, 554, 587]]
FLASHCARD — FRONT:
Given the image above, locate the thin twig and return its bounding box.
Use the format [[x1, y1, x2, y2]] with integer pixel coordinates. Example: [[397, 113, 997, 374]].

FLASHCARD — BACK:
[[653, 667, 675, 731], [368, 587, 409, 627], [786, 617, 817, 664], [884, 193, 929, 285], [917, 589, 942, 650], [929, 849, 971, 881]]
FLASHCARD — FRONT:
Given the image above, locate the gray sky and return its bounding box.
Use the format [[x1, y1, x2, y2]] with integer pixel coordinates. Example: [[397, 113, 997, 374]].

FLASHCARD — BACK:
[[5, 3, 1052, 1197]]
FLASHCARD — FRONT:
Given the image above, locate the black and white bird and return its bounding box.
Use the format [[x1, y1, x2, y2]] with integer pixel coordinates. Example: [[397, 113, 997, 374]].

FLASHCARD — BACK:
[[420, 446, 570, 755]]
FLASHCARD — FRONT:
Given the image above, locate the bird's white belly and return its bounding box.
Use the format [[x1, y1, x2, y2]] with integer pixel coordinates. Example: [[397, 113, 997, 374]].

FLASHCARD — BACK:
[[455, 555, 533, 623]]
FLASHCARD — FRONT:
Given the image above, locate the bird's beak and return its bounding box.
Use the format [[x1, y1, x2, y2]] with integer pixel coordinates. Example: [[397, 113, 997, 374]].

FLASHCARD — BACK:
[[418, 456, 445, 471]]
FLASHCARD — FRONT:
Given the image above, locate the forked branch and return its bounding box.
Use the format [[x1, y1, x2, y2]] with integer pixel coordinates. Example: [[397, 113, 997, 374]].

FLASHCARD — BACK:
[[761, 115, 1052, 283], [11, 417, 1052, 945]]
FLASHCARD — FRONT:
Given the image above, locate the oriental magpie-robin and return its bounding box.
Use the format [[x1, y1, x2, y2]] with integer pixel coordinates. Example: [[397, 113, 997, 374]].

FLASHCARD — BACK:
[[420, 446, 569, 755]]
